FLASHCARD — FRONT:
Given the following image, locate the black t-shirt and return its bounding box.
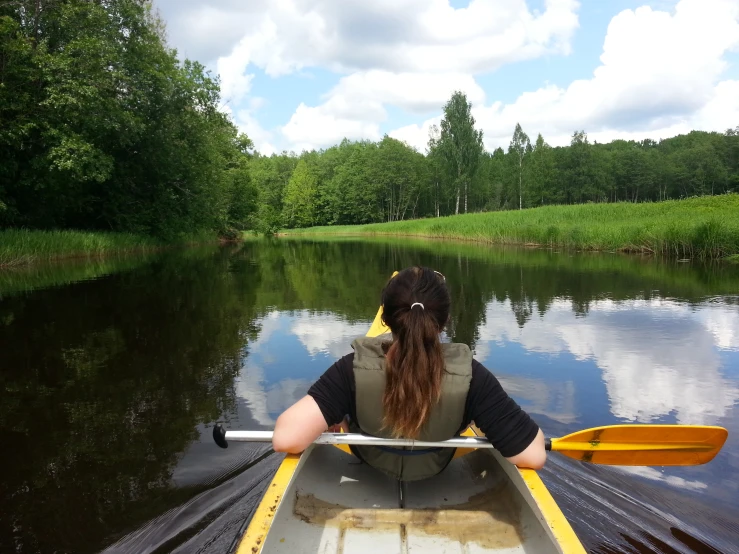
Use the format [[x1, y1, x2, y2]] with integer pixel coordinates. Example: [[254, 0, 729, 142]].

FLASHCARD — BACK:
[[307, 353, 539, 458]]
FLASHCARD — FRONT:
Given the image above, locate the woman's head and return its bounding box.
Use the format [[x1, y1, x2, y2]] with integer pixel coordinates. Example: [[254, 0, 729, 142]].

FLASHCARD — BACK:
[[381, 267, 450, 335], [380, 267, 450, 438]]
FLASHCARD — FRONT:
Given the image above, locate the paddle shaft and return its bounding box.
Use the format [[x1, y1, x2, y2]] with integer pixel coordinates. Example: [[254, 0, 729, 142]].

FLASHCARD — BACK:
[[216, 429, 715, 453], [212, 424, 728, 466], [218, 429, 503, 450]]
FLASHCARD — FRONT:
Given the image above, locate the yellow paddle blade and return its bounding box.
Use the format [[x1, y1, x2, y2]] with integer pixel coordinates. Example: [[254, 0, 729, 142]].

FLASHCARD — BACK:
[[550, 424, 728, 466], [366, 271, 398, 338], [367, 305, 391, 337]]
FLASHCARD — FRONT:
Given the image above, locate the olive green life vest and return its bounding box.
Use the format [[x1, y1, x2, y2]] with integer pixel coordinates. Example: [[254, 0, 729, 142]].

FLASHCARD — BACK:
[[349, 335, 473, 482]]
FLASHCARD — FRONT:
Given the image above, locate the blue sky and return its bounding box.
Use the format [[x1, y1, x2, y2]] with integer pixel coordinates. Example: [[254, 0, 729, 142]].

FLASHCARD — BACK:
[[153, 0, 739, 154]]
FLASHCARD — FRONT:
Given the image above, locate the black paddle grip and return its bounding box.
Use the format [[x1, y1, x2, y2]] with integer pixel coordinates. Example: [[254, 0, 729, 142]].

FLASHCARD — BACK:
[[545, 438, 552, 451], [213, 424, 228, 448]]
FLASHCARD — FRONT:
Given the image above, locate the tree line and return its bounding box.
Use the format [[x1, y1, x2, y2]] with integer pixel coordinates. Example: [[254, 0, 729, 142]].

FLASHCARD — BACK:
[[2, 1, 737, 238], [1, 0, 256, 239], [251, 94, 739, 232]]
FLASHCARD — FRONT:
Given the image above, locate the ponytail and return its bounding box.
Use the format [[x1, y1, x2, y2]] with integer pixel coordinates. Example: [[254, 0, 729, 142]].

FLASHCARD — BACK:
[[380, 267, 450, 439]]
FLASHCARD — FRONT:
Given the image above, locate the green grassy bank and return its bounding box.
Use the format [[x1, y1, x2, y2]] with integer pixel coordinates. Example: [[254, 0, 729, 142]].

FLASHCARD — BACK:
[[281, 194, 739, 260], [0, 229, 215, 268]]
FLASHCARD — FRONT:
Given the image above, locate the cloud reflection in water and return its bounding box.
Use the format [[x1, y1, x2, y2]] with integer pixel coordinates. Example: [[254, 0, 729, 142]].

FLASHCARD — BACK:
[[236, 311, 371, 426], [475, 298, 739, 425]]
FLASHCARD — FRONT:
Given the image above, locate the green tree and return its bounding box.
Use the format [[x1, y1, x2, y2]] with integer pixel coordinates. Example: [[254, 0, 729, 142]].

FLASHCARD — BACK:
[[282, 158, 318, 228], [426, 124, 449, 217], [223, 134, 258, 235], [508, 123, 531, 210], [438, 91, 484, 214], [250, 153, 298, 233], [528, 134, 555, 206], [0, 0, 256, 238], [375, 136, 425, 221]]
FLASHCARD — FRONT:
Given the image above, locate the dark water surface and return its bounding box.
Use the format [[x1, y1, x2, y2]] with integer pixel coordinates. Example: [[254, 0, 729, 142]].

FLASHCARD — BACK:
[[1, 239, 738, 554]]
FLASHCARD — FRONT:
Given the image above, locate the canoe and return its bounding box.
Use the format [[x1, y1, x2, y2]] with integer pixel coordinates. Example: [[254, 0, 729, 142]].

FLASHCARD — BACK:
[[235, 303, 587, 554]]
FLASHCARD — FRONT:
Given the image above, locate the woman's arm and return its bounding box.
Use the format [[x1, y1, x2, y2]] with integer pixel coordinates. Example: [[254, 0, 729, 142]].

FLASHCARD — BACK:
[[273, 354, 356, 454], [273, 395, 328, 454], [466, 361, 547, 469], [504, 428, 546, 469]]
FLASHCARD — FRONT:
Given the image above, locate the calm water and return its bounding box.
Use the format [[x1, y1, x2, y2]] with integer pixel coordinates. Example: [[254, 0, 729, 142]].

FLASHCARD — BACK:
[[1, 239, 738, 554]]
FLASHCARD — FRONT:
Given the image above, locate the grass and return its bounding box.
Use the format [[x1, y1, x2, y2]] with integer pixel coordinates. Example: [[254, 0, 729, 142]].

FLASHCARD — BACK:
[[0, 229, 216, 268], [281, 194, 739, 260]]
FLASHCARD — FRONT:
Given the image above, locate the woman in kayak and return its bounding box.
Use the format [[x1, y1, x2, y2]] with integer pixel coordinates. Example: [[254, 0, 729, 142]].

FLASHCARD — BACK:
[[272, 266, 546, 480]]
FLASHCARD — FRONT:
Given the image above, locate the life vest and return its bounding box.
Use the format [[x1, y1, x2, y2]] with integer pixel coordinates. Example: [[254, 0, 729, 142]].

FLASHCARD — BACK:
[[348, 335, 472, 481]]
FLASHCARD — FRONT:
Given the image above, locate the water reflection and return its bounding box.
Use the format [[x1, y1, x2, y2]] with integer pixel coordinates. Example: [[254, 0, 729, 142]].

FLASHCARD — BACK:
[[236, 311, 372, 427], [496, 375, 580, 425], [612, 466, 708, 492], [474, 297, 739, 425], [291, 312, 370, 358], [2, 239, 739, 553]]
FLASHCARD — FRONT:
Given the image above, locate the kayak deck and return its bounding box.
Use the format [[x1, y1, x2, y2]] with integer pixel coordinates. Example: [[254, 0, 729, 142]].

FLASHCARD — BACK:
[[257, 445, 566, 553]]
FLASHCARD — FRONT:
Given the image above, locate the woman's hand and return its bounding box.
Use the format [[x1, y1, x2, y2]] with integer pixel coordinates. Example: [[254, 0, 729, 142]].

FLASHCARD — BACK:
[[327, 417, 349, 433]]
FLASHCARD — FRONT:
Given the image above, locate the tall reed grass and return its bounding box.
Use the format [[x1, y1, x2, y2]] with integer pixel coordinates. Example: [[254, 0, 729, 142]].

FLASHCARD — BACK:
[[0, 229, 215, 267], [282, 194, 739, 260]]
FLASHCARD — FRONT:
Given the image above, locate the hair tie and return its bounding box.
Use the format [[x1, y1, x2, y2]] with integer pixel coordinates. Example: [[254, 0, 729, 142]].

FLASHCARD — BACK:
[[410, 302, 424, 310]]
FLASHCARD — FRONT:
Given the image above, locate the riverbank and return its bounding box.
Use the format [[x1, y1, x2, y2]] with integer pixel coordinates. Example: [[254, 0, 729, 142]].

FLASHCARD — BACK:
[[0, 229, 215, 268], [281, 194, 739, 260]]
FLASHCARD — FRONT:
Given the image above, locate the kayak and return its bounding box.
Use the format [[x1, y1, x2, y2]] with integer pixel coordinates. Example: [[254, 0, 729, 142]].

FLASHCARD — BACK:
[[235, 304, 587, 554]]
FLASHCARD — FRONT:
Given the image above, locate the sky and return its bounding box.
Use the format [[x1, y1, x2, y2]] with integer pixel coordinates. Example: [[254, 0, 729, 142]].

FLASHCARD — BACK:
[[151, 0, 739, 155]]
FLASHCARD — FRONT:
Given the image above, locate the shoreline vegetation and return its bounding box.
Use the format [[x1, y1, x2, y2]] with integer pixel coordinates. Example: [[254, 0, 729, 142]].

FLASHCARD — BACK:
[[279, 194, 739, 261], [4, 195, 737, 268], [0, 229, 216, 268]]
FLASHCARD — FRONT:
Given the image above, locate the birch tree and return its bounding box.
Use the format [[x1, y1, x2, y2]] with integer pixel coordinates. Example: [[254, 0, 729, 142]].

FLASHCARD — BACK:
[[508, 123, 531, 210], [438, 92, 484, 214]]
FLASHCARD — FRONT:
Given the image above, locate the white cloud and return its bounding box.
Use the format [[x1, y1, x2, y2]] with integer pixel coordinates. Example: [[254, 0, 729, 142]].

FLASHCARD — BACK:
[[158, 0, 579, 152], [282, 72, 485, 150], [389, 117, 442, 153], [264, 0, 579, 151], [475, 297, 739, 425], [216, 38, 255, 105], [198, 0, 579, 77], [393, 0, 739, 151], [157, 0, 739, 154], [233, 109, 277, 156], [337, 72, 486, 116], [154, 1, 267, 64], [502, 0, 739, 144], [281, 103, 383, 154]]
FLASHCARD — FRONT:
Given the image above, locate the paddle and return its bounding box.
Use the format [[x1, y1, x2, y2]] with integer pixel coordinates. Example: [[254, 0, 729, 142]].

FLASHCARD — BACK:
[[213, 424, 727, 466]]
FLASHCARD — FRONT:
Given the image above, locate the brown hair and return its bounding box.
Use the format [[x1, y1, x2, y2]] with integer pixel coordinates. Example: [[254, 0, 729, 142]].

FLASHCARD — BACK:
[[380, 266, 450, 438]]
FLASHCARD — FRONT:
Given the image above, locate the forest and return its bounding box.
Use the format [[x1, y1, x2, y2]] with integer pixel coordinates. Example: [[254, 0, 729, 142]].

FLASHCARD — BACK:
[[1, 0, 256, 239], [1, 0, 738, 240]]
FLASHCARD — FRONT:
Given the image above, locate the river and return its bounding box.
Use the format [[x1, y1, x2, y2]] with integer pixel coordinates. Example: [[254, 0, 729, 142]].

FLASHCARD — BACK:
[[1, 239, 738, 553]]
